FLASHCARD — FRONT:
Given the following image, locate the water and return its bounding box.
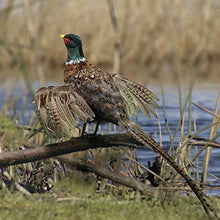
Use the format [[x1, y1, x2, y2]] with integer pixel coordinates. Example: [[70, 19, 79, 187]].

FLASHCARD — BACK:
[[0, 82, 219, 195]]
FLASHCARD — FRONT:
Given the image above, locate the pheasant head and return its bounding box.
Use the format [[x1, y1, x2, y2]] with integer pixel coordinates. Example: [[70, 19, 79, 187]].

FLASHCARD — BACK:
[[60, 34, 86, 65]]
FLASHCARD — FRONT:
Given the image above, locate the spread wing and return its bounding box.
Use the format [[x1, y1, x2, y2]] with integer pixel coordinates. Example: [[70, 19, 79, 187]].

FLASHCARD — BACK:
[[112, 74, 159, 118], [33, 85, 95, 138]]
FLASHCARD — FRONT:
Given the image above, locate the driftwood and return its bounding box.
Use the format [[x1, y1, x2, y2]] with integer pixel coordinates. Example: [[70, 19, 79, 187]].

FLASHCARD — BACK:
[[0, 133, 142, 167]]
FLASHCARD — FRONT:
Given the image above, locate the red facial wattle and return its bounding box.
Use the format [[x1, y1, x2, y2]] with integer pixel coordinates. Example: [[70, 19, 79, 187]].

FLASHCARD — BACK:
[[64, 37, 70, 45]]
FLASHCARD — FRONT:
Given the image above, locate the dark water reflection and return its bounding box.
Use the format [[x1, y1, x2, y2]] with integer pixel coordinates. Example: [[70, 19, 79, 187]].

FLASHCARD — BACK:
[[0, 82, 219, 195]]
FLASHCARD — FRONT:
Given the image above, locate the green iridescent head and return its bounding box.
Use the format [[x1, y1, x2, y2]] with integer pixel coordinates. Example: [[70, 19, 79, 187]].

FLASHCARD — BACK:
[[60, 34, 86, 64]]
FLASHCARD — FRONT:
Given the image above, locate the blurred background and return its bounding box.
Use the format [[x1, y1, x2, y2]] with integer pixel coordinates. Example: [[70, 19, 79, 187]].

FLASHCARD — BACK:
[[0, 0, 219, 199], [0, 0, 219, 85]]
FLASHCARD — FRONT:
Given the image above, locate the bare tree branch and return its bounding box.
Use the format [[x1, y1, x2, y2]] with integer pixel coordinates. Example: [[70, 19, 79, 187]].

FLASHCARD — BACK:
[[0, 133, 142, 167], [57, 155, 164, 197], [0, 133, 163, 197]]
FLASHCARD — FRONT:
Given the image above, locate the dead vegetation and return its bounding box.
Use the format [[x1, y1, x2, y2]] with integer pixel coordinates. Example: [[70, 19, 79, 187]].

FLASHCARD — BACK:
[[0, 0, 220, 83]]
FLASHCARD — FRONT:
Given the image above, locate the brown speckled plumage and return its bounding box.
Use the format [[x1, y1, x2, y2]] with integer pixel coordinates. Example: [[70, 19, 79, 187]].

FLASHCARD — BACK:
[[64, 62, 94, 81], [34, 85, 95, 138], [64, 62, 159, 125]]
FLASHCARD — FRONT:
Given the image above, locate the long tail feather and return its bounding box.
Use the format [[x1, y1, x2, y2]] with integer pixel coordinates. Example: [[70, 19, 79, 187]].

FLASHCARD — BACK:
[[113, 74, 159, 118], [118, 119, 218, 218]]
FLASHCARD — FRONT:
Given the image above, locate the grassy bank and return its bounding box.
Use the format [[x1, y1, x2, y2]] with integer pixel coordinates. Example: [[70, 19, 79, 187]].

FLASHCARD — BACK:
[[0, 0, 219, 84], [1, 175, 217, 220]]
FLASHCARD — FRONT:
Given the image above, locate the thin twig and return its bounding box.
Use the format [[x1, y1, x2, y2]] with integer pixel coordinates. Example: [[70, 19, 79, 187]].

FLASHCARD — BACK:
[[128, 157, 166, 183], [188, 141, 220, 148], [192, 102, 220, 120]]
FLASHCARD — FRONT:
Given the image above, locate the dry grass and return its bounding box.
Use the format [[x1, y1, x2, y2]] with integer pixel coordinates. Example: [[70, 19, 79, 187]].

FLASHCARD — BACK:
[[0, 0, 220, 84]]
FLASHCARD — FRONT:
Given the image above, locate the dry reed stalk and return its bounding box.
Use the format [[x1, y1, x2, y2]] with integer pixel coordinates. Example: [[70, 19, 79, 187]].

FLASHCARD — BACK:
[[107, 0, 121, 74], [201, 94, 220, 192], [23, 0, 45, 84]]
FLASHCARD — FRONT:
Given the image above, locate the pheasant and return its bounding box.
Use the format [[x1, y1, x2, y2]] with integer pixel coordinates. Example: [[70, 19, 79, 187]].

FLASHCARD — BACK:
[[34, 33, 217, 218]]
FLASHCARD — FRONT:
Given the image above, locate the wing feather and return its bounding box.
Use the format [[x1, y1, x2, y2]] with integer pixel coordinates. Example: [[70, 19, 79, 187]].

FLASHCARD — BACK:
[[34, 85, 95, 138]]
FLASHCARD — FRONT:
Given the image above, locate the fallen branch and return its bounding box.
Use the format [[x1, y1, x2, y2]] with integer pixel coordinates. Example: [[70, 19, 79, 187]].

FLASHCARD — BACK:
[[0, 133, 142, 167], [56, 155, 163, 198], [0, 133, 162, 197]]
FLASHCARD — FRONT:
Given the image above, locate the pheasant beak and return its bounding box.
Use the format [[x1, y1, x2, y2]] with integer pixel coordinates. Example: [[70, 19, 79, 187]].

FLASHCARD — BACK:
[[60, 34, 65, 38]]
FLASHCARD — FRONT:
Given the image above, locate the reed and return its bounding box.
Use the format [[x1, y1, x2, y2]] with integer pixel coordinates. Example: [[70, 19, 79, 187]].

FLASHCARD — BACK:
[[0, 0, 219, 83]]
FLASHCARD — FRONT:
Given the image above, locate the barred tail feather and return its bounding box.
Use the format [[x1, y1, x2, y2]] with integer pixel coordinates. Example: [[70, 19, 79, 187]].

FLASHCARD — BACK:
[[118, 119, 217, 218], [113, 74, 159, 118]]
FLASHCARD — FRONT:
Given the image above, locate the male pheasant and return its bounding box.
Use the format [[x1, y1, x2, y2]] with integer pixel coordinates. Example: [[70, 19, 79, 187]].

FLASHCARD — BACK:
[[34, 33, 217, 218]]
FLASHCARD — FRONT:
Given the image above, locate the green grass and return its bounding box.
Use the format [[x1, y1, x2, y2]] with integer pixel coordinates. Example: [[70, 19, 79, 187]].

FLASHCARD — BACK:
[[0, 115, 23, 148], [0, 175, 216, 220]]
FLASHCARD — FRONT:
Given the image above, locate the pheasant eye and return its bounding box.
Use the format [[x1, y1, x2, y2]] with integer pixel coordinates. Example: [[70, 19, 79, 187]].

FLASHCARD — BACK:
[[64, 37, 70, 45]]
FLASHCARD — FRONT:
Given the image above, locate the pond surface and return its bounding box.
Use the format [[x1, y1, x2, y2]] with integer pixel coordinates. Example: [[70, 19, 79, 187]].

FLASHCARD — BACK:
[[0, 81, 219, 195]]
